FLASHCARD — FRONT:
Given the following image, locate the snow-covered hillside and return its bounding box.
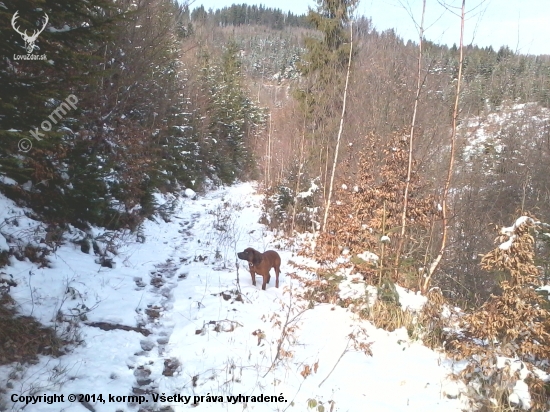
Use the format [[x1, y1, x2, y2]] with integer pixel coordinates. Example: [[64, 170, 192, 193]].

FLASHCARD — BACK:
[[461, 101, 550, 163], [0, 183, 467, 412]]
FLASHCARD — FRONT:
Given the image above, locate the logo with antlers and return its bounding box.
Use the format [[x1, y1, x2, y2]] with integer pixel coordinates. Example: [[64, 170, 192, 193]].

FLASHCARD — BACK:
[[11, 11, 49, 54]]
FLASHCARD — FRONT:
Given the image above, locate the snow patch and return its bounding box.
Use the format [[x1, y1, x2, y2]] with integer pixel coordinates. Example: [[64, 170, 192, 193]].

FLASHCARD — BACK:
[[184, 188, 196, 199]]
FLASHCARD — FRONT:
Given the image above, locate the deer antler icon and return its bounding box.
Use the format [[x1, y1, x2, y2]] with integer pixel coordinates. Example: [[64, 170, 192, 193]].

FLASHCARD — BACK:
[[12, 11, 49, 54]]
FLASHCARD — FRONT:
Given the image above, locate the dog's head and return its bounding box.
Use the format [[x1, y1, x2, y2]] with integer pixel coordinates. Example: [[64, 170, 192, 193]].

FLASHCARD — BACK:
[[237, 247, 262, 266]]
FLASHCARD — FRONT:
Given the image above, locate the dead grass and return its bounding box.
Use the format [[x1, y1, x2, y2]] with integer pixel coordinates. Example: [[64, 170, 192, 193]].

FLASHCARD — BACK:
[[11, 244, 51, 268], [0, 294, 64, 365], [415, 288, 448, 349], [356, 286, 449, 350], [289, 260, 449, 346], [358, 299, 415, 332]]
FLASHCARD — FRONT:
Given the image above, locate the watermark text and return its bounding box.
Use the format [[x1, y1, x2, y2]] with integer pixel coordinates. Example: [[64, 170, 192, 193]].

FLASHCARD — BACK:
[[19, 94, 78, 152]]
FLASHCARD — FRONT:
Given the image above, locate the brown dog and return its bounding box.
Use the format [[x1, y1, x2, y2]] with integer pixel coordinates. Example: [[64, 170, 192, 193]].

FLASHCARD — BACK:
[[237, 248, 281, 290]]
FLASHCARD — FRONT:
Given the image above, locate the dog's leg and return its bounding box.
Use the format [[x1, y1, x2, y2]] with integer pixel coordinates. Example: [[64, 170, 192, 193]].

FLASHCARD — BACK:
[[275, 263, 280, 288], [250, 267, 256, 286]]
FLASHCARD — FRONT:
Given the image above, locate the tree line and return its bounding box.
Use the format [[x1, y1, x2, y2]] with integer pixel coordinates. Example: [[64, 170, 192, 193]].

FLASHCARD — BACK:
[[191, 4, 309, 30]]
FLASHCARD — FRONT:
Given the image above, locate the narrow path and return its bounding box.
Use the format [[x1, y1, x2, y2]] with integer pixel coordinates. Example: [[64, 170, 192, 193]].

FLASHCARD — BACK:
[[128, 215, 200, 412]]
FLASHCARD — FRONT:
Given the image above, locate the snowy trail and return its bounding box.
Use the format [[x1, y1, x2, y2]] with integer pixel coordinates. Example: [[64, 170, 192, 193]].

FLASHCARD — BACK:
[[0, 182, 467, 412], [123, 183, 275, 406]]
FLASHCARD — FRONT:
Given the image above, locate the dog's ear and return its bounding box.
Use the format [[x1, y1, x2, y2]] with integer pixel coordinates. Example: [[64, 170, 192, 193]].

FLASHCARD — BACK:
[[252, 249, 262, 266]]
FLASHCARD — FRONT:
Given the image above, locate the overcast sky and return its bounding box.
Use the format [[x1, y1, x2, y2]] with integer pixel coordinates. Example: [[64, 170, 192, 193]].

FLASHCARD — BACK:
[[190, 0, 550, 55]]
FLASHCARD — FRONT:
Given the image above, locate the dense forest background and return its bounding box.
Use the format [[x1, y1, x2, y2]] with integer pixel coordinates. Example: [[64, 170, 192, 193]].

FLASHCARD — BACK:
[[1, 0, 550, 308]]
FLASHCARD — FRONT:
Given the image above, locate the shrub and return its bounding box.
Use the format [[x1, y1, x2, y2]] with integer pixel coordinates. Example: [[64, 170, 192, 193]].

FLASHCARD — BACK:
[[447, 216, 550, 411]]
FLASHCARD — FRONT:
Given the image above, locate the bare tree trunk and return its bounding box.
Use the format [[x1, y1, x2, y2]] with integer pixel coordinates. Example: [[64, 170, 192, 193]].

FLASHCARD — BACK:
[[323, 145, 329, 200], [291, 116, 307, 233], [266, 113, 272, 187], [395, 0, 426, 282], [421, 0, 465, 294], [322, 22, 354, 232]]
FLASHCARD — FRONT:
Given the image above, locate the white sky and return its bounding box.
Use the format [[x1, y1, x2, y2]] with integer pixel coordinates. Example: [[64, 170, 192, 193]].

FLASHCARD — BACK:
[[190, 0, 550, 55]]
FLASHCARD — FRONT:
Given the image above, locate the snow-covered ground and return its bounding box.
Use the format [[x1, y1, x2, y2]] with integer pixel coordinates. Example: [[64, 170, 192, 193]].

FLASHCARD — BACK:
[[0, 182, 467, 411]]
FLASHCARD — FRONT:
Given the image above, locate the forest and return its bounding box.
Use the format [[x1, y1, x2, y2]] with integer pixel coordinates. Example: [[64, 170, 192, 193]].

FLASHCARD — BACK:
[[1, 0, 550, 410]]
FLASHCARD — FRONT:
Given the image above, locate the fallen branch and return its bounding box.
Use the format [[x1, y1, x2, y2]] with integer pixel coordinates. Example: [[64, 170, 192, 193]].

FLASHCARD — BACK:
[[318, 338, 351, 388], [85, 321, 151, 336]]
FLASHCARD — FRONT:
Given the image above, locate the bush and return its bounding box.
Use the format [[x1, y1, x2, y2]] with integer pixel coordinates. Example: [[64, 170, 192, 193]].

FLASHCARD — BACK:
[[447, 216, 550, 411]]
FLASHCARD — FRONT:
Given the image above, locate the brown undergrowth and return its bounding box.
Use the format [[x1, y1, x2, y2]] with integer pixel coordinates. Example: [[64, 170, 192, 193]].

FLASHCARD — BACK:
[[0, 293, 64, 366], [313, 131, 435, 291], [289, 216, 550, 410]]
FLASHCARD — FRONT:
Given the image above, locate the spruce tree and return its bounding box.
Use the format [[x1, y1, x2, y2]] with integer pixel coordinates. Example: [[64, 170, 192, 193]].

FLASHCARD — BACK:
[[199, 41, 265, 184], [299, 0, 357, 113], [293, 0, 357, 201], [0, 0, 117, 223]]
